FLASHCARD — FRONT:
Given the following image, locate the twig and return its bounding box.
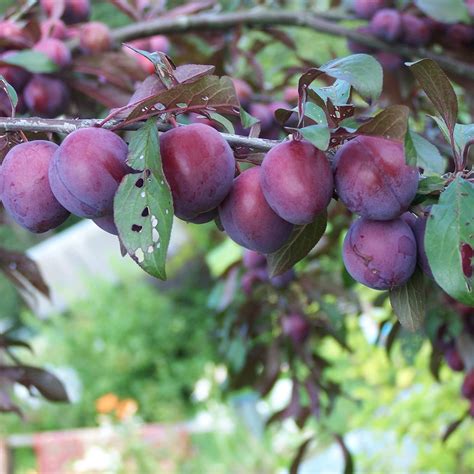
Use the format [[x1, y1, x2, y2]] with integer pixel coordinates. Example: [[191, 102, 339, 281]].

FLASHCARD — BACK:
[[107, 10, 474, 80], [0, 117, 279, 151]]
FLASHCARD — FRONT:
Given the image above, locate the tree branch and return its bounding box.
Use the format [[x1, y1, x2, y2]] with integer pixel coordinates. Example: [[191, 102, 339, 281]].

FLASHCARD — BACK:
[[0, 117, 278, 151], [109, 10, 474, 80]]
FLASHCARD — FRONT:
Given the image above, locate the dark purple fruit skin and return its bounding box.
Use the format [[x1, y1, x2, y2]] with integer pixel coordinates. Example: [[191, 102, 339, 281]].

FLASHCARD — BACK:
[[462, 370, 474, 400], [401, 14, 432, 47], [444, 346, 465, 372], [93, 214, 118, 235], [219, 167, 293, 254], [0, 52, 31, 92], [241, 268, 268, 295], [375, 52, 403, 71], [33, 38, 71, 67], [23, 75, 69, 118], [49, 128, 129, 218], [0, 141, 70, 233], [40, 19, 67, 40], [347, 27, 375, 54], [468, 0, 474, 17], [80, 22, 111, 54], [149, 35, 170, 53], [270, 269, 295, 288], [334, 136, 419, 220], [282, 313, 311, 344], [342, 217, 417, 290], [232, 78, 252, 106], [40, 0, 90, 25], [401, 211, 433, 278], [160, 124, 235, 220], [243, 250, 267, 270], [443, 24, 474, 49], [353, 0, 390, 19], [370, 9, 402, 43], [261, 140, 333, 225], [184, 208, 218, 224]]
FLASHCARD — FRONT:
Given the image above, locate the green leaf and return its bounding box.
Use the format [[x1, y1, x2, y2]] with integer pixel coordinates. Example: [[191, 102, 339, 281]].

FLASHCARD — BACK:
[[414, 0, 470, 24], [320, 54, 383, 103], [357, 105, 409, 141], [239, 106, 259, 129], [313, 79, 351, 105], [267, 211, 327, 277], [299, 124, 330, 150], [114, 118, 173, 280], [2, 50, 58, 73], [389, 268, 426, 332], [425, 177, 474, 305], [417, 175, 446, 195], [405, 130, 445, 174], [399, 328, 424, 364], [207, 112, 235, 134], [408, 59, 458, 142], [432, 120, 474, 160], [0, 75, 18, 112], [205, 238, 242, 278], [454, 124, 474, 160], [304, 102, 328, 125]]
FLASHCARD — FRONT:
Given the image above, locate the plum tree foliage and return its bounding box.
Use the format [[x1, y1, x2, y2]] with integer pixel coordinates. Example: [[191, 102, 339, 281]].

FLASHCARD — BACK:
[[1, 0, 474, 470]]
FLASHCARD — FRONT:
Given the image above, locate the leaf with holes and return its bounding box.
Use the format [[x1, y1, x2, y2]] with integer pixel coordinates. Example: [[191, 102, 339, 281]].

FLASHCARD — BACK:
[[425, 177, 474, 305], [114, 118, 173, 280], [357, 105, 409, 142], [313, 79, 351, 105], [320, 54, 383, 103], [267, 211, 327, 277], [126, 75, 239, 121]]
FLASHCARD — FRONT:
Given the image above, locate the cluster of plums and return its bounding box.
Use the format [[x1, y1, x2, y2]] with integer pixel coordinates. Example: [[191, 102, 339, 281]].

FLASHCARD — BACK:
[[350, 0, 474, 71], [241, 249, 295, 295], [0, 0, 171, 119], [241, 249, 310, 345], [436, 302, 474, 418], [0, 118, 427, 294], [0, 0, 113, 118]]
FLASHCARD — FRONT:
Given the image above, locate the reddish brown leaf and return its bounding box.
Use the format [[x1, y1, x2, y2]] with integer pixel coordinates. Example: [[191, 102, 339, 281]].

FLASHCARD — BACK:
[[357, 105, 409, 142], [0, 248, 50, 301], [290, 437, 313, 474], [0, 366, 69, 402], [69, 78, 131, 109], [442, 414, 468, 443], [126, 75, 239, 121]]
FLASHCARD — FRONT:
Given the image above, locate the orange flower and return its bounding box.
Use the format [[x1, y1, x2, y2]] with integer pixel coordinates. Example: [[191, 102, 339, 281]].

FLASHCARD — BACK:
[[95, 393, 119, 414], [115, 398, 138, 420]]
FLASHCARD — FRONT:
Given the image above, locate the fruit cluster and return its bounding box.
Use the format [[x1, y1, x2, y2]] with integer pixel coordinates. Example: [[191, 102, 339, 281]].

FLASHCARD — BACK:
[[0, 0, 112, 118], [241, 249, 295, 295], [0, 119, 428, 294], [436, 299, 474, 417], [350, 0, 474, 71]]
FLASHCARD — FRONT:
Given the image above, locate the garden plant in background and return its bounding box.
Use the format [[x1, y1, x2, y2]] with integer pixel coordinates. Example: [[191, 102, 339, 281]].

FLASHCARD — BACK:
[[0, 0, 474, 471]]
